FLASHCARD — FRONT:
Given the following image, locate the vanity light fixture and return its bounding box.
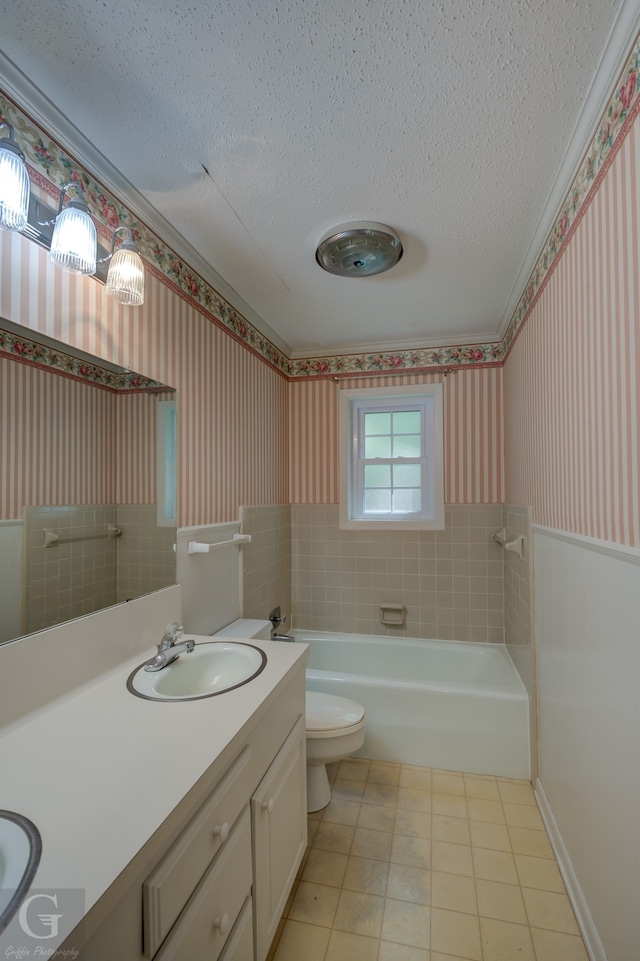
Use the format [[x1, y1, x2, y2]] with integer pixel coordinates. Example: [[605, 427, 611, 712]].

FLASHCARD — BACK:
[[45, 181, 97, 275], [103, 226, 145, 306], [0, 121, 30, 231]]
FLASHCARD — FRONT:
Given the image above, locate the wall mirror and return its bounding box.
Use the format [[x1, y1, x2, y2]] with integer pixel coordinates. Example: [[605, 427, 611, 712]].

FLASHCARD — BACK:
[[0, 318, 177, 646]]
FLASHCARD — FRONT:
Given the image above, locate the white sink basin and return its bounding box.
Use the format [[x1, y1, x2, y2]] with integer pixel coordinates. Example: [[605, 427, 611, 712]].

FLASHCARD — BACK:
[[127, 641, 267, 701], [0, 811, 41, 934]]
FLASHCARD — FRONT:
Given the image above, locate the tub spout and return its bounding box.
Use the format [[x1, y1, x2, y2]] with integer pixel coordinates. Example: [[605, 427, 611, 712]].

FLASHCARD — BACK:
[[272, 632, 295, 642]]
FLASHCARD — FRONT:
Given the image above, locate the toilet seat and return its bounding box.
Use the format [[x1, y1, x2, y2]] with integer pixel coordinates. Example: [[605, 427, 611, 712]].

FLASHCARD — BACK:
[[306, 691, 365, 738]]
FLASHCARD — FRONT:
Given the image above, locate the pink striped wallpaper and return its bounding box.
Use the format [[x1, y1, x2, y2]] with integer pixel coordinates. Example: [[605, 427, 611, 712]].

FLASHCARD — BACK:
[[0, 230, 289, 526], [289, 368, 504, 504], [504, 112, 640, 547]]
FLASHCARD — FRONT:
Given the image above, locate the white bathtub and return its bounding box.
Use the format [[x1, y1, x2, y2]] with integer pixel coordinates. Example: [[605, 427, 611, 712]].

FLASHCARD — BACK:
[[293, 630, 530, 779]]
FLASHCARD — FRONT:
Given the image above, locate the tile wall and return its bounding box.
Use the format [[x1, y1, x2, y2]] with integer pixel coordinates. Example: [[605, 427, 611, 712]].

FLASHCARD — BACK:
[[290, 505, 506, 643], [115, 504, 175, 602], [241, 504, 292, 623]]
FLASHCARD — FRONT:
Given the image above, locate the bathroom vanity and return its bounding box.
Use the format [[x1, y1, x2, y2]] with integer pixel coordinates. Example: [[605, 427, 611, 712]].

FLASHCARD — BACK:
[[0, 612, 307, 961]]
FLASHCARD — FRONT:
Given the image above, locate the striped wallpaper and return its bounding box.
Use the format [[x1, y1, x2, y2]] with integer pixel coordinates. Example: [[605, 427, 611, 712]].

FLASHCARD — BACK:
[[0, 229, 290, 526], [504, 111, 640, 547], [289, 368, 504, 504]]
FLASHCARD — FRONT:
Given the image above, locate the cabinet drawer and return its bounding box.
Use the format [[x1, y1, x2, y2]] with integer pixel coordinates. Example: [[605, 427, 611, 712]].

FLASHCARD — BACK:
[[218, 896, 253, 961], [153, 806, 252, 961], [144, 745, 252, 957]]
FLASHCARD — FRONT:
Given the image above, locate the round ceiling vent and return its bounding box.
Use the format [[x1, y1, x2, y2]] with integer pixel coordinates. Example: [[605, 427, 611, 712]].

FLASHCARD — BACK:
[[315, 221, 403, 278]]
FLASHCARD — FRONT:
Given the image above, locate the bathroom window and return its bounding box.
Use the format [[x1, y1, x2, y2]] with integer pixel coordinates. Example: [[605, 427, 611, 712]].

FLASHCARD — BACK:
[[339, 384, 444, 530]]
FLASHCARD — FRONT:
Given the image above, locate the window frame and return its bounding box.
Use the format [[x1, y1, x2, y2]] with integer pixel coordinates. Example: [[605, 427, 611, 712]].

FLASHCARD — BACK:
[[339, 384, 444, 531], [156, 398, 177, 528]]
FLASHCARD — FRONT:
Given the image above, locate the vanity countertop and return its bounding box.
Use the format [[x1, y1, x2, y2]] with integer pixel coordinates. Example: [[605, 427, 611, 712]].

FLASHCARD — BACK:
[[0, 635, 308, 951]]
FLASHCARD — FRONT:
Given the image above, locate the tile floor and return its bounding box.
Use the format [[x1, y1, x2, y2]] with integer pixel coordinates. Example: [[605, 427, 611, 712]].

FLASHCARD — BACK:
[[268, 758, 589, 961]]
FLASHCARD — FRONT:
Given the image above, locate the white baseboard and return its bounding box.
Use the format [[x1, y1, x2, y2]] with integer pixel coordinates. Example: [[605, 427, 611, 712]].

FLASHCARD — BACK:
[[534, 778, 607, 961]]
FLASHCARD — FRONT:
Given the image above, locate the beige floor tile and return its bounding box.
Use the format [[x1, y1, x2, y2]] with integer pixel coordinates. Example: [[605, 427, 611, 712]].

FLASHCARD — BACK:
[[368, 761, 402, 785], [432, 814, 471, 845], [386, 863, 430, 905], [266, 916, 286, 961], [332, 778, 366, 802], [530, 927, 590, 961], [476, 878, 527, 924], [333, 890, 385, 938], [430, 871, 477, 915], [497, 779, 536, 806], [379, 942, 430, 961], [466, 797, 506, 824], [391, 834, 431, 870], [272, 920, 331, 961], [358, 803, 395, 833], [431, 793, 467, 818], [522, 887, 580, 934], [431, 840, 473, 877], [339, 758, 371, 781], [514, 854, 565, 893], [284, 878, 300, 914], [472, 848, 519, 884], [308, 819, 321, 843], [381, 898, 430, 948], [289, 881, 341, 927], [325, 929, 379, 961], [431, 908, 482, 960], [432, 771, 466, 796], [431, 955, 471, 961], [314, 820, 356, 854], [469, 820, 511, 852], [302, 849, 349, 887], [397, 787, 432, 813], [394, 808, 431, 839], [508, 825, 554, 859], [343, 856, 389, 896], [363, 781, 399, 807], [464, 774, 500, 800], [479, 917, 535, 961], [399, 766, 432, 792], [352, 827, 393, 861], [322, 798, 361, 826], [503, 801, 545, 830], [308, 807, 324, 821]]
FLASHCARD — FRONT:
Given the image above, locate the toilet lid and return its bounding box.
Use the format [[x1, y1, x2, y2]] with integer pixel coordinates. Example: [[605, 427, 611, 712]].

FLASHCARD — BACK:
[[306, 691, 365, 732]]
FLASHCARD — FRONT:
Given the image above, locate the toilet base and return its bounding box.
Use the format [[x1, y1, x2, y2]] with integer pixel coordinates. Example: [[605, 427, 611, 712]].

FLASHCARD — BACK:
[[307, 763, 332, 812]]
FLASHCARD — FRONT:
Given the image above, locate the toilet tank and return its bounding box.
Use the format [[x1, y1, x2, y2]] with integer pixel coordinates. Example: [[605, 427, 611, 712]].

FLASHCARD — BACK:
[[213, 619, 272, 640]]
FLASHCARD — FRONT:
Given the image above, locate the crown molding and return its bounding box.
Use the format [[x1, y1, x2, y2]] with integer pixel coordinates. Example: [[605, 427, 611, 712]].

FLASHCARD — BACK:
[[288, 328, 501, 360]]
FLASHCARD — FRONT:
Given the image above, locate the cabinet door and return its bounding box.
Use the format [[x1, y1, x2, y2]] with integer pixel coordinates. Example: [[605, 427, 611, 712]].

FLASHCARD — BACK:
[[252, 715, 307, 961]]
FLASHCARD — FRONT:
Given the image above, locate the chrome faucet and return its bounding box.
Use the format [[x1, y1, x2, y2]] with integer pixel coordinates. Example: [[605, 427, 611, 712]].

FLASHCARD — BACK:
[[144, 622, 195, 672], [268, 606, 294, 642]]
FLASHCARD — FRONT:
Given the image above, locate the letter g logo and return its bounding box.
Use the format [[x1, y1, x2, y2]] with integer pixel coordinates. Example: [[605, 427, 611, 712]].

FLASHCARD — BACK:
[[18, 892, 63, 939]]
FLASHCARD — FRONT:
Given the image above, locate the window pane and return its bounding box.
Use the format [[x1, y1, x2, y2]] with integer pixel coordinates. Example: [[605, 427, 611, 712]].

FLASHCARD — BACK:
[[364, 412, 391, 435], [393, 488, 422, 513], [393, 463, 421, 487], [392, 410, 421, 434], [364, 464, 391, 488], [393, 434, 421, 457], [364, 489, 391, 513], [365, 435, 391, 458]]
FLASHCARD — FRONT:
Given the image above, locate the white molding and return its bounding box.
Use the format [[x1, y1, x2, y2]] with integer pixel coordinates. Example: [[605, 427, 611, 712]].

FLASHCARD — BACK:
[[533, 524, 640, 565], [0, 53, 291, 358], [535, 778, 607, 961], [499, 0, 640, 338], [288, 330, 500, 359]]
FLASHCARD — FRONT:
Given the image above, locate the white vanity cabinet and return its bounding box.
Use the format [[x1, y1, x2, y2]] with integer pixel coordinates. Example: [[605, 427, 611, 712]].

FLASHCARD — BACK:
[[67, 659, 307, 961], [252, 715, 307, 961]]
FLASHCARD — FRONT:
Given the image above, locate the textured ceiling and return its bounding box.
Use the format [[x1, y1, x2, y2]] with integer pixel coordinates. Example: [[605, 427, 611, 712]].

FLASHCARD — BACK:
[[0, 0, 631, 354]]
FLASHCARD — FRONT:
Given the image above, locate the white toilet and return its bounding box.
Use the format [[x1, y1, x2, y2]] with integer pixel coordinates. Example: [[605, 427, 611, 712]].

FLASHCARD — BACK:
[[212, 620, 366, 813], [305, 690, 366, 812]]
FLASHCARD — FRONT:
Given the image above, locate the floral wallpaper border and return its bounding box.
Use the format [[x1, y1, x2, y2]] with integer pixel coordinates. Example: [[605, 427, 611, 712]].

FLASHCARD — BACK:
[[0, 25, 639, 379], [0, 326, 165, 392]]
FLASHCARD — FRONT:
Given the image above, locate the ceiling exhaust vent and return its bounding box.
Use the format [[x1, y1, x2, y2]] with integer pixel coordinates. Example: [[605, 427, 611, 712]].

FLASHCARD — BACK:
[[315, 221, 403, 278]]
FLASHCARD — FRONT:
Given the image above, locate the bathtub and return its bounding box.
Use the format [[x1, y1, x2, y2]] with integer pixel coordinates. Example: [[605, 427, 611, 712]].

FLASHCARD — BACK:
[[293, 630, 530, 779]]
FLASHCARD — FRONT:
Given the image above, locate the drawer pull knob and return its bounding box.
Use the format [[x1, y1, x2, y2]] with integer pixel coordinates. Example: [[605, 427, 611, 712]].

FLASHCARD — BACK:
[[213, 913, 230, 936], [213, 821, 230, 843], [262, 798, 274, 814]]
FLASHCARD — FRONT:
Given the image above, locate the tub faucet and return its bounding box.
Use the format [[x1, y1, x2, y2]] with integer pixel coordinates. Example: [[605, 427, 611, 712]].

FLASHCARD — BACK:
[[268, 606, 294, 642], [144, 622, 195, 672]]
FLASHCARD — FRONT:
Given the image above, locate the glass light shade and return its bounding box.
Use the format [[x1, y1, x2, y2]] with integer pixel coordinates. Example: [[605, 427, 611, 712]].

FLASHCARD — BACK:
[[49, 201, 97, 274], [106, 245, 145, 305], [0, 139, 30, 231]]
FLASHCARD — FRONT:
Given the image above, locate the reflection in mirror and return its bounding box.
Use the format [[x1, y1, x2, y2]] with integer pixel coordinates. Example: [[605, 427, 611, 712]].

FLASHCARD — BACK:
[[0, 320, 177, 646]]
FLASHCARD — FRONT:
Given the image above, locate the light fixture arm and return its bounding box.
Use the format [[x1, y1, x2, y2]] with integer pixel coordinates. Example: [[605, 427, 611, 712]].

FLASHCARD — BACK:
[[0, 121, 25, 160], [38, 180, 90, 227], [97, 224, 137, 263]]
